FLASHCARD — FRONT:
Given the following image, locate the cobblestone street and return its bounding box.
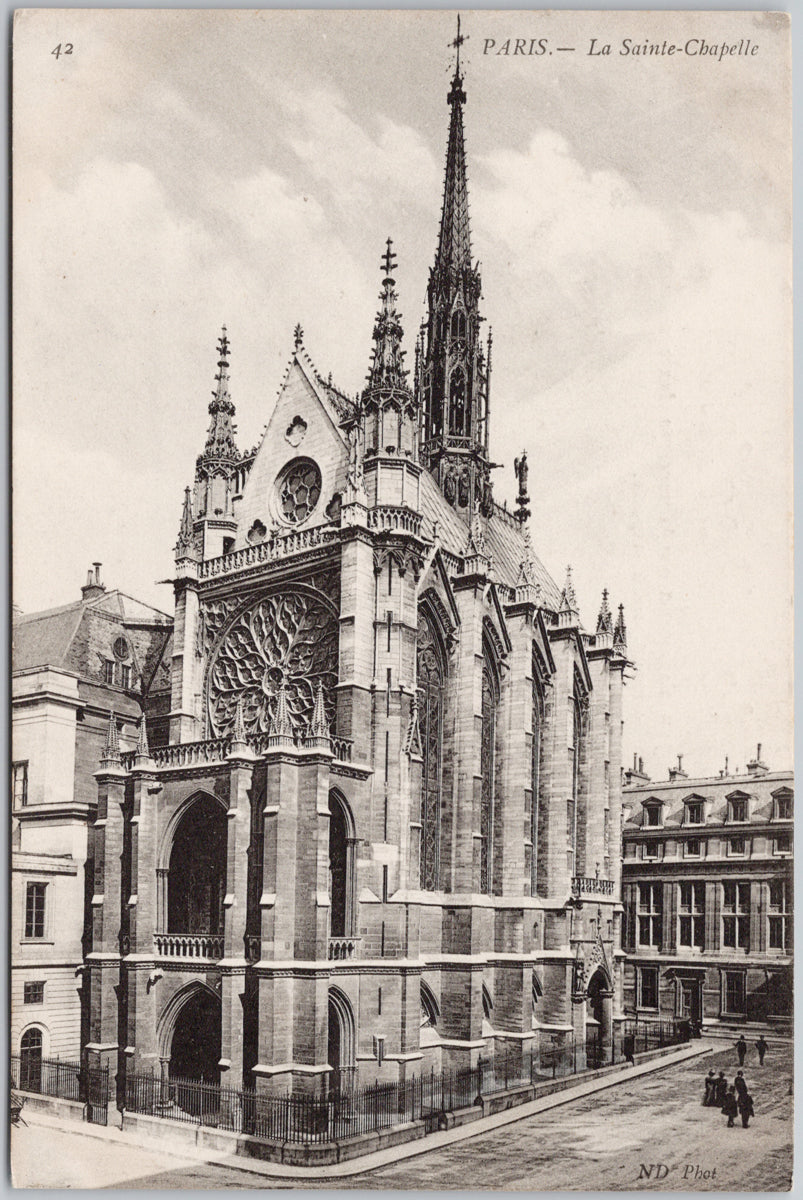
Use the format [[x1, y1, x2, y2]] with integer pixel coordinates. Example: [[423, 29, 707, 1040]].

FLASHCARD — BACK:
[[11, 1042, 792, 1191]]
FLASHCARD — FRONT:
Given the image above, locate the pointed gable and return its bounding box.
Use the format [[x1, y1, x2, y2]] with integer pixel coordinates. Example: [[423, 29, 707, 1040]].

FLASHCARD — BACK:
[[234, 351, 350, 551]]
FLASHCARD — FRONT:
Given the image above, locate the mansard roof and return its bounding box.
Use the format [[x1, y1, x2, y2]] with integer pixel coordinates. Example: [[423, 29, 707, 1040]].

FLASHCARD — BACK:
[[13, 590, 172, 674]]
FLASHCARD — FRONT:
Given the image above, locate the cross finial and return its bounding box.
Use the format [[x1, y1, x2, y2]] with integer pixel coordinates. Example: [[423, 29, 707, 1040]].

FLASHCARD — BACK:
[[382, 237, 397, 281], [294, 323, 304, 350], [451, 13, 466, 73]]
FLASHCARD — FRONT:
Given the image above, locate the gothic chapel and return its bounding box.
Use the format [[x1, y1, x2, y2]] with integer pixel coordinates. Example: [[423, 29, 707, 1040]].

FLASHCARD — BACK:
[[85, 44, 630, 1101]]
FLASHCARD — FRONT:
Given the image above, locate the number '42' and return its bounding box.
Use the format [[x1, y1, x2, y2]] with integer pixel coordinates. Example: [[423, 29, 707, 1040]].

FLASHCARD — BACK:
[[51, 43, 73, 59]]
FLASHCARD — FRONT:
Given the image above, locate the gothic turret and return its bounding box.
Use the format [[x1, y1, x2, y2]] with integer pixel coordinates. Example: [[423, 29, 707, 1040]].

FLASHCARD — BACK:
[[363, 240, 418, 461], [191, 328, 241, 560], [417, 20, 493, 519]]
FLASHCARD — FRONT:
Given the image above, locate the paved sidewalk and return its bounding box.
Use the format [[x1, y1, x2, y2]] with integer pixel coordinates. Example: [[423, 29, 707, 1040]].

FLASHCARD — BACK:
[[12, 1042, 710, 1186]]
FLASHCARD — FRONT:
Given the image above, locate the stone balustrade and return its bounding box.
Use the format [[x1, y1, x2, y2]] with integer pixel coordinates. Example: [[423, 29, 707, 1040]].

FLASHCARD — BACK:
[[571, 876, 616, 897], [154, 933, 224, 960], [367, 505, 423, 537], [120, 730, 354, 771], [199, 524, 336, 579], [328, 936, 361, 961]]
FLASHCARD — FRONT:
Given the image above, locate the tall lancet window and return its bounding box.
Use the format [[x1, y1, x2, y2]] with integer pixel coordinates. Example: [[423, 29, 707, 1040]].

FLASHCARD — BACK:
[[417, 611, 445, 891], [569, 687, 587, 876], [531, 668, 544, 896], [480, 662, 498, 894], [449, 368, 467, 437]]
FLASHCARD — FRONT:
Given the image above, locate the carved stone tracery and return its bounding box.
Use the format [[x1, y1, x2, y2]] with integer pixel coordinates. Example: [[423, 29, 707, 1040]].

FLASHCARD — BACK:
[[206, 591, 338, 738]]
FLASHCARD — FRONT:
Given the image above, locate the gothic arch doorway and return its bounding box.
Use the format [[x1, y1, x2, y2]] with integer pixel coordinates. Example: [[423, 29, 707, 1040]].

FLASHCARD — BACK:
[[168, 987, 222, 1084], [167, 794, 227, 935], [586, 967, 613, 1065], [327, 987, 356, 1094]]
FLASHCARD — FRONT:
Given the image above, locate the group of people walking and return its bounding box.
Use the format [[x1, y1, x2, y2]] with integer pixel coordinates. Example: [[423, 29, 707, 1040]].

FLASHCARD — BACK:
[[702, 1037, 768, 1129]]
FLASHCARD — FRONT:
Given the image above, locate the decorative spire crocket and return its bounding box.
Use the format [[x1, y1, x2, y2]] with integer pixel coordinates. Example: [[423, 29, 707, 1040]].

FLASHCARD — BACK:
[[361, 240, 418, 461], [417, 14, 493, 520], [596, 588, 613, 636], [202, 327, 238, 462], [613, 603, 628, 655]]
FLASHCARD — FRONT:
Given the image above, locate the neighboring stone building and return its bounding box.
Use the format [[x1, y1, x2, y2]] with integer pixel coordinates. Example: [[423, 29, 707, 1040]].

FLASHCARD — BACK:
[[11, 568, 172, 1071], [83, 50, 632, 1104], [622, 751, 793, 1030]]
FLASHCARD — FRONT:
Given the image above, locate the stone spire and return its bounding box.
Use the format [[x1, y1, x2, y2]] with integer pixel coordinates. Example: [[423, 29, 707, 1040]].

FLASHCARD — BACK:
[[134, 715, 150, 766], [202, 327, 238, 462], [362, 241, 418, 462], [596, 589, 613, 636], [306, 681, 331, 748], [417, 14, 493, 519], [268, 682, 294, 746], [100, 709, 121, 769], [558, 565, 579, 628], [613, 603, 628, 655], [175, 487, 196, 559], [367, 239, 408, 392], [435, 27, 472, 279]]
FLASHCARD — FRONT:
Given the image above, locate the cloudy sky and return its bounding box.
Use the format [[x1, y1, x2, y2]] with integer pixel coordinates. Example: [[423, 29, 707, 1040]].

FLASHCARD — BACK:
[[13, 9, 792, 777]]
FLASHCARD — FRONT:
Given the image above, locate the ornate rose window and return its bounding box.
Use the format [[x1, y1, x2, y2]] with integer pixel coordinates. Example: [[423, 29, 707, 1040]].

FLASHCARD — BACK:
[[276, 457, 322, 525], [206, 591, 338, 738]]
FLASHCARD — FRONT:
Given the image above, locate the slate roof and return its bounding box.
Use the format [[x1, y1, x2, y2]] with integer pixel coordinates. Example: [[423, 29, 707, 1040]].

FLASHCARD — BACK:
[[13, 591, 171, 673], [418, 470, 561, 608]]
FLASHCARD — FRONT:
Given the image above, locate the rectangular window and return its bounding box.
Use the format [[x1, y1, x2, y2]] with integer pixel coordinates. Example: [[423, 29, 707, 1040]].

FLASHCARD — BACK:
[[637, 883, 662, 947], [722, 881, 750, 950], [728, 836, 746, 856], [639, 966, 659, 1010], [643, 840, 659, 861], [729, 798, 747, 822], [768, 880, 789, 950], [23, 982, 44, 1004], [12, 761, 28, 808], [103, 660, 115, 685], [678, 882, 705, 948], [724, 971, 745, 1014], [685, 838, 701, 857], [645, 806, 661, 827], [774, 834, 791, 855], [685, 801, 703, 825], [775, 795, 792, 820], [24, 883, 47, 939], [120, 664, 131, 689]]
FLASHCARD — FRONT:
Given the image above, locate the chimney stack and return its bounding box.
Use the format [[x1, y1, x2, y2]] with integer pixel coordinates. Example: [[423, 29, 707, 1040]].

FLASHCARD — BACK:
[[81, 562, 106, 602], [746, 742, 768, 776], [624, 754, 650, 786], [668, 753, 688, 782]]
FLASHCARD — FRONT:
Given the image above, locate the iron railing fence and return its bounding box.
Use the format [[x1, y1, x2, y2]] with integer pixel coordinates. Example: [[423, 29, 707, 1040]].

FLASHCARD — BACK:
[[121, 1023, 687, 1145], [10, 1054, 109, 1113]]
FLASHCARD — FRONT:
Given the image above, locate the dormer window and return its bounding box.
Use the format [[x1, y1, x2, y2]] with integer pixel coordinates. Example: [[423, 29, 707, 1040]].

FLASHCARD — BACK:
[[727, 792, 749, 823], [643, 800, 663, 828], [772, 788, 793, 821], [684, 799, 704, 826]]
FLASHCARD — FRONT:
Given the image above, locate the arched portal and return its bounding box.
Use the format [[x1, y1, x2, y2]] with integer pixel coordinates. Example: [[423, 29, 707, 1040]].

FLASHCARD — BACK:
[[327, 987, 356, 1094], [168, 987, 222, 1083], [328, 791, 355, 940], [586, 967, 613, 1065], [167, 794, 227, 935], [19, 1027, 43, 1092]]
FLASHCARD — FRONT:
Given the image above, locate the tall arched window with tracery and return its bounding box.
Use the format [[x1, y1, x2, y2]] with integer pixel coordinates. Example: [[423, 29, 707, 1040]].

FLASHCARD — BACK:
[[569, 686, 587, 876], [531, 666, 544, 896], [480, 662, 498, 895], [417, 610, 445, 891]]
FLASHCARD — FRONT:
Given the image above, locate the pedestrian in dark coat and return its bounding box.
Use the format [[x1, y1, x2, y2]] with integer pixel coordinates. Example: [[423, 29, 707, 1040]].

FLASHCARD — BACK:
[[734, 1070, 748, 1101], [738, 1091, 755, 1128], [714, 1071, 728, 1106], [703, 1070, 716, 1106], [756, 1036, 768, 1065], [735, 1035, 747, 1065], [722, 1085, 739, 1127]]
